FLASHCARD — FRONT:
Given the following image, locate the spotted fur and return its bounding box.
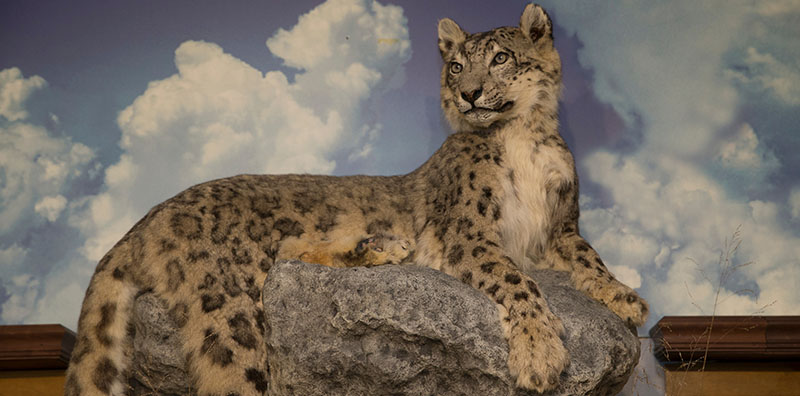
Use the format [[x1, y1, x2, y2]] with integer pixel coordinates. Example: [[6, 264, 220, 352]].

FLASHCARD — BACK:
[[279, 233, 411, 268], [65, 4, 647, 395]]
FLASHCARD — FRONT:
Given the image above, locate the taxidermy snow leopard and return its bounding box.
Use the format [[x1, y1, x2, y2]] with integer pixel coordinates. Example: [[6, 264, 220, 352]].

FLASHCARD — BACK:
[[64, 3, 648, 395]]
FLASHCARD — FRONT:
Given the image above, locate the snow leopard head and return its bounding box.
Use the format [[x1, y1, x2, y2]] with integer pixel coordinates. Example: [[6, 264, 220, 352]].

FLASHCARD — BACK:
[[438, 4, 562, 132]]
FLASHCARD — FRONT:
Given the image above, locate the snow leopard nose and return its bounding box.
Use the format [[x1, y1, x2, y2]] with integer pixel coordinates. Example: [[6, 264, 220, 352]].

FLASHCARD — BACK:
[[461, 88, 483, 104]]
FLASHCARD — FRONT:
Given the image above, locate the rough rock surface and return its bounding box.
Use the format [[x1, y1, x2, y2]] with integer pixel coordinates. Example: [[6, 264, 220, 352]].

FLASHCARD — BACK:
[[127, 260, 640, 396], [262, 260, 511, 396], [128, 293, 192, 395], [262, 260, 639, 396]]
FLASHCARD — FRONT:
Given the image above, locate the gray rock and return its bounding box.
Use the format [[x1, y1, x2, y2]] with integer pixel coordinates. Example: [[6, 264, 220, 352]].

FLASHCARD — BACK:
[[262, 260, 640, 396], [262, 260, 512, 396], [128, 293, 194, 396], [125, 260, 639, 396]]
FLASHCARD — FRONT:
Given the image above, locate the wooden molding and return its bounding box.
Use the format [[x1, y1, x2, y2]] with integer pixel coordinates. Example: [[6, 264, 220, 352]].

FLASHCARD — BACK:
[[650, 316, 800, 364], [0, 324, 76, 370]]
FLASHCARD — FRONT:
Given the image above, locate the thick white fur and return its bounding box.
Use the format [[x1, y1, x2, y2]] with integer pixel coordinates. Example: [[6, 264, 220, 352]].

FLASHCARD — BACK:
[[498, 119, 573, 271]]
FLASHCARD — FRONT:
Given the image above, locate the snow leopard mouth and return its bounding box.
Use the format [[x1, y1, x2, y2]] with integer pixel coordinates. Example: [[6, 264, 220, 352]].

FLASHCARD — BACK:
[[464, 101, 515, 115]]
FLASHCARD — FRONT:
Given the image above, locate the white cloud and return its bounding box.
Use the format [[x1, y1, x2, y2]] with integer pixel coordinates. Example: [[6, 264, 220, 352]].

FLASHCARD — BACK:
[[0, 244, 27, 271], [347, 124, 381, 162], [717, 124, 762, 167], [607, 265, 642, 290], [0, 274, 40, 324], [0, 68, 46, 122], [0, 245, 32, 324], [22, 253, 95, 327], [713, 123, 780, 186], [581, 150, 800, 320], [540, 0, 800, 327], [12, 0, 410, 330], [542, 1, 745, 156], [0, 121, 94, 234], [75, 0, 409, 263], [726, 47, 800, 105], [34, 195, 67, 222], [0, 75, 97, 236], [267, 0, 410, 72], [0, 70, 97, 326]]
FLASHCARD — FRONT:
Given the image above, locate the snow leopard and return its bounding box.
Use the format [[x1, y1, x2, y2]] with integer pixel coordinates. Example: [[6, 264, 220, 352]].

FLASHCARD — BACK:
[[64, 4, 647, 395]]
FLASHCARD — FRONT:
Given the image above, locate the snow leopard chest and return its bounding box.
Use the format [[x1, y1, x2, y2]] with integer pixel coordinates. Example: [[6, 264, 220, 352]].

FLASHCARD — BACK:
[[498, 129, 574, 266]]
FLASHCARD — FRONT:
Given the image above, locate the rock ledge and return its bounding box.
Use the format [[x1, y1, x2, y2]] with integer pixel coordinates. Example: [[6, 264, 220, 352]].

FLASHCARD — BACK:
[[129, 260, 640, 396]]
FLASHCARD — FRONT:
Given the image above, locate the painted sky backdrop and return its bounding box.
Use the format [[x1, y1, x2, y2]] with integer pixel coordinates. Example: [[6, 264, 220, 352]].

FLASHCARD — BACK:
[[1, 0, 799, 334]]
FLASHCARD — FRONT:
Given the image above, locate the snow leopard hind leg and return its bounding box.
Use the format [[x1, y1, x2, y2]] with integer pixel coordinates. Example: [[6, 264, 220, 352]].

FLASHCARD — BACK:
[[65, 195, 272, 396]]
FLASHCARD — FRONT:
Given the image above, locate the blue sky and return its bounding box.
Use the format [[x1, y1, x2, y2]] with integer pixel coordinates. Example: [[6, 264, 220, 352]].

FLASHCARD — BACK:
[[1, 0, 799, 335]]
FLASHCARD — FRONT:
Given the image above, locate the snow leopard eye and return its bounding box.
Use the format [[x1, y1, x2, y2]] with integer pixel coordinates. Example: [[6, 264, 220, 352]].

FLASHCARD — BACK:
[[449, 62, 463, 74], [493, 52, 509, 65]]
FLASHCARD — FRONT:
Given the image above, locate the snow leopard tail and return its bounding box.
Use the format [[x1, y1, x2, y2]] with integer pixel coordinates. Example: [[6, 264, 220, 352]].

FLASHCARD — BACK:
[[64, 246, 139, 396]]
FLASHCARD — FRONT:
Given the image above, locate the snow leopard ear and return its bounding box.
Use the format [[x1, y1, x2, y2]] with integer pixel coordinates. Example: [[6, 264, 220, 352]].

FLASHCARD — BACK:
[[438, 18, 466, 58], [520, 3, 553, 44]]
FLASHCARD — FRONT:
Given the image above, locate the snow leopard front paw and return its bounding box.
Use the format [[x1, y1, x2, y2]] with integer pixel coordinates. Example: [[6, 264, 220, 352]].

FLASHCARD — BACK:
[[505, 310, 569, 392], [355, 234, 411, 266], [601, 282, 649, 329]]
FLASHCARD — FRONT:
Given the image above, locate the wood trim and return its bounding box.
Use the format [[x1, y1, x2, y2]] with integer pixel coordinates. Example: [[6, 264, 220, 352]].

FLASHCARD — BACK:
[[650, 316, 800, 364], [0, 324, 76, 370]]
